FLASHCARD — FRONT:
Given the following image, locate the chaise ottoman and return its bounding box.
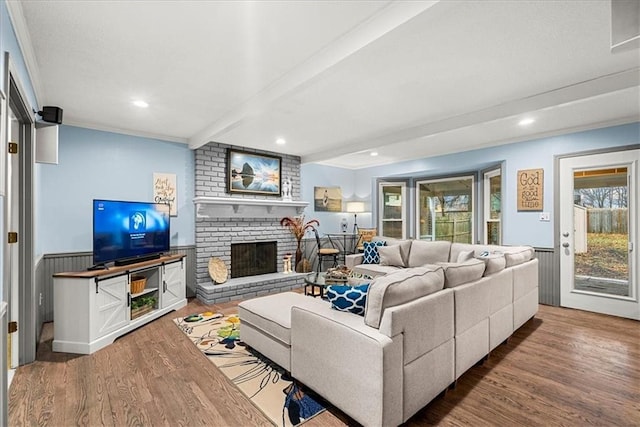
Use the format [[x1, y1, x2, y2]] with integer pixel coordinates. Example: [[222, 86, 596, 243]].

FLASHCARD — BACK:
[[238, 291, 327, 371]]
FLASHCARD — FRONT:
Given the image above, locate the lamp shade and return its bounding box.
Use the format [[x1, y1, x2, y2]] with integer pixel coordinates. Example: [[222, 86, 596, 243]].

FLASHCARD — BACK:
[[346, 201, 365, 213]]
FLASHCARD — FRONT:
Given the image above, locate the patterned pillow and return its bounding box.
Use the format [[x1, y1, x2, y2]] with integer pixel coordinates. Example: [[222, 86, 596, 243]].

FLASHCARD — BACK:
[[326, 284, 369, 316], [362, 240, 386, 264]]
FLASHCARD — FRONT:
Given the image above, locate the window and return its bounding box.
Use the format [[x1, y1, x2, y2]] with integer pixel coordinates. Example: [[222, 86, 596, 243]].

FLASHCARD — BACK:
[[483, 168, 502, 245], [378, 182, 406, 239], [416, 176, 474, 243]]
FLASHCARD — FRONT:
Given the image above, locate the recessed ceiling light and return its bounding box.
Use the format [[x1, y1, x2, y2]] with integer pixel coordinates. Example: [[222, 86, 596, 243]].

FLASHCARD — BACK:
[[370, 151, 379, 156], [519, 118, 535, 126], [276, 138, 286, 145], [132, 100, 149, 108]]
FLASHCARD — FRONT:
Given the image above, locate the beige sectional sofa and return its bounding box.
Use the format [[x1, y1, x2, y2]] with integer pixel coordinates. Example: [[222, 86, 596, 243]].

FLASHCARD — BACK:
[[238, 238, 538, 426]]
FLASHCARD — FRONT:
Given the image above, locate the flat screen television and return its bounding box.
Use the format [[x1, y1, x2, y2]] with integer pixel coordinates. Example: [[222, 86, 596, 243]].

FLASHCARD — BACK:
[[93, 199, 170, 266]]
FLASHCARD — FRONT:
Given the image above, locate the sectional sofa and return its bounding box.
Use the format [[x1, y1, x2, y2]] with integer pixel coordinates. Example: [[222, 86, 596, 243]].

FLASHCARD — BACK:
[[238, 238, 539, 426]]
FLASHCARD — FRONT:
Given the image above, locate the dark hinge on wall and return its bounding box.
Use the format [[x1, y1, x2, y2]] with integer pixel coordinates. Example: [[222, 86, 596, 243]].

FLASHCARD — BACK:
[[8, 321, 17, 333], [8, 142, 17, 154], [7, 232, 18, 244]]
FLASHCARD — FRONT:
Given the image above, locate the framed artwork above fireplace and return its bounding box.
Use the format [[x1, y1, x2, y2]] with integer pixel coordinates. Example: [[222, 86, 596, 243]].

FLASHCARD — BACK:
[[227, 148, 282, 196]]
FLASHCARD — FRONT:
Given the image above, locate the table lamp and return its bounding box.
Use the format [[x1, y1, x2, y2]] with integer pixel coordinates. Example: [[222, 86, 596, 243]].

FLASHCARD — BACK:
[[346, 201, 365, 234]]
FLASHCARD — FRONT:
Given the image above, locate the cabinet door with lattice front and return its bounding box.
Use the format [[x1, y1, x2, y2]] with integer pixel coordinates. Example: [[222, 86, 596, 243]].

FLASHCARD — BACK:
[[91, 274, 129, 339], [162, 260, 185, 308]]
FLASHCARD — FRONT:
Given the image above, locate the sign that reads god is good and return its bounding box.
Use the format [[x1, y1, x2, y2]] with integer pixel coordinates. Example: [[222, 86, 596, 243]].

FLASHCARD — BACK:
[[517, 168, 543, 211]]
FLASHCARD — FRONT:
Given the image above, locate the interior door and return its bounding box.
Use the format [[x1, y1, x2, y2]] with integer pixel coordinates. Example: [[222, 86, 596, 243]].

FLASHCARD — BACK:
[[559, 149, 639, 320]]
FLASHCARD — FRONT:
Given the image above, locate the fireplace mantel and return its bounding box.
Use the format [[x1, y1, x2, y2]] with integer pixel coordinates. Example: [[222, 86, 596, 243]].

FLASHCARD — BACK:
[[193, 196, 309, 219]]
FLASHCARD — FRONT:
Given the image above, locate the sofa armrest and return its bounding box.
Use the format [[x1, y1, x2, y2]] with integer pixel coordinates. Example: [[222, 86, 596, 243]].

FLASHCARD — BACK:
[[345, 253, 364, 268], [290, 305, 403, 427]]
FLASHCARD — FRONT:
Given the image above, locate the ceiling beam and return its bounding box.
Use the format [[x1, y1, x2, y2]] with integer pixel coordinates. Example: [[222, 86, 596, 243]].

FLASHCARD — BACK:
[[188, 0, 440, 149], [302, 67, 640, 164]]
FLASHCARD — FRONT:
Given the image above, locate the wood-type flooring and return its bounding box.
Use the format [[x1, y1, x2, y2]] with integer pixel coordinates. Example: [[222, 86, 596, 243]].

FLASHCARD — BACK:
[[9, 294, 640, 426]]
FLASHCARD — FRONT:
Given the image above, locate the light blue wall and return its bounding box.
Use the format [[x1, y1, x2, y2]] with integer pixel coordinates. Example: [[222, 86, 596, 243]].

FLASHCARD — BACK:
[[1, 1, 38, 110], [300, 163, 372, 234], [303, 122, 640, 248], [36, 125, 195, 256]]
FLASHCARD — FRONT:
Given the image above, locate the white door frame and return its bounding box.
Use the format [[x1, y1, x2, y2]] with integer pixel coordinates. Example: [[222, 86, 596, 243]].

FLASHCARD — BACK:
[[4, 54, 37, 369], [558, 148, 639, 320]]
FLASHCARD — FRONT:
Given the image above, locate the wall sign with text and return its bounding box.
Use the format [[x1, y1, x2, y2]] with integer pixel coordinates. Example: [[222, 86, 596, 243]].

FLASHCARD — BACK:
[[517, 168, 543, 211], [153, 172, 177, 216]]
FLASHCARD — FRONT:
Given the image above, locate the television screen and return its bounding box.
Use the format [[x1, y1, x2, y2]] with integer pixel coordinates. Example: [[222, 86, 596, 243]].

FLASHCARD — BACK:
[[93, 199, 170, 265]]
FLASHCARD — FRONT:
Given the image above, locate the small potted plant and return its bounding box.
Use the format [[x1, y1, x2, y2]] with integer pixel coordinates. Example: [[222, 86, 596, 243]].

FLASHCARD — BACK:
[[280, 215, 319, 272]]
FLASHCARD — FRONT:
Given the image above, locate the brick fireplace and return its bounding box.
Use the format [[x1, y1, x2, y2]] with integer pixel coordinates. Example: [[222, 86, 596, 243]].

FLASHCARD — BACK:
[[193, 142, 308, 304]]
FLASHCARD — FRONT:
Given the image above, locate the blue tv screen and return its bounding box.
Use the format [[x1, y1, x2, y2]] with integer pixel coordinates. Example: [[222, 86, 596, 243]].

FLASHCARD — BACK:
[[93, 199, 170, 265]]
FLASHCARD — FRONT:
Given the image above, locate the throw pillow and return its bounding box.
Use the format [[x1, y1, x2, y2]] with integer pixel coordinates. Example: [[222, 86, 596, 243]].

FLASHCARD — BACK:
[[378, 244, 405, 267], [326, 284, 369, 316], [362, 240, 386, 264]]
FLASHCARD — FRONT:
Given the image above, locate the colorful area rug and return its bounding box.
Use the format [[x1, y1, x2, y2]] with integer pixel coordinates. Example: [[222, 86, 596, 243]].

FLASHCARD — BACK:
[[173, 312, 326, 427]]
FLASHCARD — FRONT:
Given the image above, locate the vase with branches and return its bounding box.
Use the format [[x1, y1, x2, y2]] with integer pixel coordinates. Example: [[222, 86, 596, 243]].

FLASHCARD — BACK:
[[280, 215, 319, 272]]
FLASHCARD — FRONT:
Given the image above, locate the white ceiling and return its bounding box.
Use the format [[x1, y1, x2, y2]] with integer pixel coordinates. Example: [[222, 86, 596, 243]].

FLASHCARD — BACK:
[[10, 0, 640, 169]]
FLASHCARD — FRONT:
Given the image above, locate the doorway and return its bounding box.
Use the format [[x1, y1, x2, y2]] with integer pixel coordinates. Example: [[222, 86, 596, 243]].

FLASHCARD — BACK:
[[559, 149, 639, 320]]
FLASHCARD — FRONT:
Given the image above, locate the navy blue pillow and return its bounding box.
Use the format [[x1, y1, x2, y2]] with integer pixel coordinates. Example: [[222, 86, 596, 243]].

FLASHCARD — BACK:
[[326, 284, 369, 316], [362, 240, 386, 264]]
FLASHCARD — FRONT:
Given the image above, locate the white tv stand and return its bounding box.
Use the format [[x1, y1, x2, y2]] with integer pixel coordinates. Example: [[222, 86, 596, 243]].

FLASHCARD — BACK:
[[53, 254, 187, 354]]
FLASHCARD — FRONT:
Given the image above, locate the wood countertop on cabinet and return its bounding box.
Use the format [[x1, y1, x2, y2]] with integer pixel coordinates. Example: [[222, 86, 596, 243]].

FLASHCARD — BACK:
[[53, 254, 185, 279]]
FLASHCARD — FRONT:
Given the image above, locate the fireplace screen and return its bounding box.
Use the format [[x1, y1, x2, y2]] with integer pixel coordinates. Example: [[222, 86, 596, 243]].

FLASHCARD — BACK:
[[231, 241, 277, 278]]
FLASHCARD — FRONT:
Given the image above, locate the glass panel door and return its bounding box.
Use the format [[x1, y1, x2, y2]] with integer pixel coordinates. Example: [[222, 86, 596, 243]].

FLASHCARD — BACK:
[[559, 149, 639, 320], [416, 176, 474, 243], [378, 182, 406, 239], [573, 167, 629, 297]]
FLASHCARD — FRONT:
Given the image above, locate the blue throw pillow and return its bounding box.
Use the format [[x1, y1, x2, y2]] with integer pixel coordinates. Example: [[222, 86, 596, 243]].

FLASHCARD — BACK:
[[326, 284, 369, 316], [362, 240, 386, 264]]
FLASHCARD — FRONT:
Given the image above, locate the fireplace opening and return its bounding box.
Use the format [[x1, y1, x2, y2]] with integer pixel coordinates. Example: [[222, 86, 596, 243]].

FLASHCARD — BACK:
[[231, 241, 277, 278]]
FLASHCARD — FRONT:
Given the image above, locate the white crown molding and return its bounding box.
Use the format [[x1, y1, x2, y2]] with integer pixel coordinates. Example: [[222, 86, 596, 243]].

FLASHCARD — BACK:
[[188, 0, 440, 149], [62, 119, 188, 145], [5, 0, 43, 107]]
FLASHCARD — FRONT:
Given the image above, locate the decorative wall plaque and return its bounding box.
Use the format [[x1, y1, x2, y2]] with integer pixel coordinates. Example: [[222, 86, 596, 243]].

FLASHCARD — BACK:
[[517, 168, 543, 211]]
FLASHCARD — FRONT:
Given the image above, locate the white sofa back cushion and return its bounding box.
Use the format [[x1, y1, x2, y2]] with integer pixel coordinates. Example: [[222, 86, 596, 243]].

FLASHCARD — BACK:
[[478, 253, 506, 275], [437, 258, 486, 288], [364, 266, 444, 328], [504, 247, 535, 267], [378, 244, 405, 267], [407, 241, 451, 267]]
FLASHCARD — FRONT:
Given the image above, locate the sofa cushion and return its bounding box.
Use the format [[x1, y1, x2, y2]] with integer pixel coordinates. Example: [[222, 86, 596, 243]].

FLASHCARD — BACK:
[[353, 264, 401, 278], [397, 240, 412, 266], [457, 250, 474, 263], [238, 292, 328, 345], [476, 253, 506, 275], [504, 247, 535, 267], [363, 240, 386, 264], [379, 244, 405, 267], [437, 258, 486, 288], [407, 240, 452, 267], [326, 284, 369, 316], [364, 266, 444, 328]]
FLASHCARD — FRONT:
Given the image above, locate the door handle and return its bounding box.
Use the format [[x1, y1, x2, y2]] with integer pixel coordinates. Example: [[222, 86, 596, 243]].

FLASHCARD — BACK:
[[562, 242, 570, 248]]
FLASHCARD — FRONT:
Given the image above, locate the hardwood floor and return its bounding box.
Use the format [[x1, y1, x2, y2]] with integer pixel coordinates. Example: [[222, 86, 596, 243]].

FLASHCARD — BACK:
[[9, 295, 640, 426]]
